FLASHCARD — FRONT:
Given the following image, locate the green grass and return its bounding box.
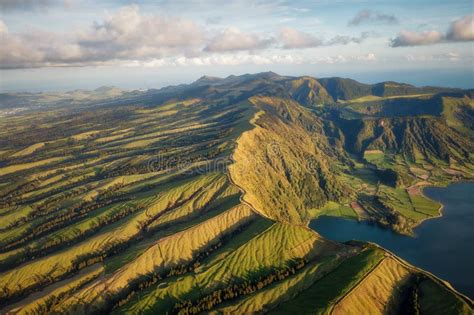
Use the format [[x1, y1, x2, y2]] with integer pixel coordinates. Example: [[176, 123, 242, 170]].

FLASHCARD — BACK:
[[410, 194, 441, 217], [309, 201, 357, 220], [271, 246, 385, 315], [419, 278, 472, 315], [115, 217, 274, 314], [441, 96, 474, 136], [104, 194, 242, 274], [0, 157, 66, 177], [377, 185, 440, 223], [114, 222, 323, 314], [212, 254, 344, 314], [363, 151, 384, 163], [364, 152, 396, 169], [342, 94, 432, 105], [378, 186, 429, 221]]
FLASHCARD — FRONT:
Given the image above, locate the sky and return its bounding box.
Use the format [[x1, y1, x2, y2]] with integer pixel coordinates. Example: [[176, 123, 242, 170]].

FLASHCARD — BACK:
[[0, 0, 473, 92]]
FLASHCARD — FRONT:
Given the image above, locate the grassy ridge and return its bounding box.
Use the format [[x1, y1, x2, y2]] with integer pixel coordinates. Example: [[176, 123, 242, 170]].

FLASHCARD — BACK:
[[332, 257, 411, 314], [52, 204, 257, 313], [271, 246, 385, 314], [230, 96, 351, 224], [115, 222, 339, 314], [0, 73, 472, 314]]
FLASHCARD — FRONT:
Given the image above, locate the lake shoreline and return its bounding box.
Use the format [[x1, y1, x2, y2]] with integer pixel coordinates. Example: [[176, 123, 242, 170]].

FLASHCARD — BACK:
[[309, 182, 474, 299], [415, 179, 474, 227]]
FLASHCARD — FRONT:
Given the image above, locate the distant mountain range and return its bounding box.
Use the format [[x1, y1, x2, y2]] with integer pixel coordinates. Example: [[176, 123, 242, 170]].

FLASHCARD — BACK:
[[1, 72, 472, 110]]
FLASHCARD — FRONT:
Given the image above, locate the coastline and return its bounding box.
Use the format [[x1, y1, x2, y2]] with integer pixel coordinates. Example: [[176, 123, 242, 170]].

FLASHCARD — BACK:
[[307, 179, 474, 238], [399, 177, 474, 232], [309, 181, 474, 300], [410, 183, 445, 228], [415, 179, 474, 227]]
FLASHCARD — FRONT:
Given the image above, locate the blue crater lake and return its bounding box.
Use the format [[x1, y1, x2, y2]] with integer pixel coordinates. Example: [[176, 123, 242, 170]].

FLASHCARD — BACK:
[[309, 182, 474, 298]]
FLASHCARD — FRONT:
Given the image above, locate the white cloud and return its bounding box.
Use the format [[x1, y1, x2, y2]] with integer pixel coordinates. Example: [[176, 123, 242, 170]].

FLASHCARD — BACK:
[[447, 52, 460, 61], [0, 5, 376, 69], [446, 15, 474, 41], [0, 5, 205, 68], [122, 52, 382, 68], [124, 54, 285, 67], [77, 5, 204, 60], [0, 23, 53, 68], [278, 27, 371, 49], [358, 53, 377, 61], [326, 32, 371, 45], [311, 55, 347, 64], [391, 15, 474, 47], [204, 27, 273, 52], [391, 30, 444, 47], [278, 27, 322, 49], [404, 52, 469, 62]]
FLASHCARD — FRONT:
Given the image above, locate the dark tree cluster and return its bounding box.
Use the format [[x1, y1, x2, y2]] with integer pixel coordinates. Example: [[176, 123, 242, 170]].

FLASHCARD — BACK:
[[173, 258, 307, 314]]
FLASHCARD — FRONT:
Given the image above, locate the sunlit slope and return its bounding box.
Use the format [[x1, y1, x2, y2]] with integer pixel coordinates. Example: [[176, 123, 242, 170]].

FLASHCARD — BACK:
[[230, 96, 351, 224], [285, 77, 333, 106], [52, 204, 256, 313], [332, 257, 411, 314], [0, 173, 234, 303], [112, 222, 341, 314], [271, 245, 472, 315], [0, 94, 260, 313]]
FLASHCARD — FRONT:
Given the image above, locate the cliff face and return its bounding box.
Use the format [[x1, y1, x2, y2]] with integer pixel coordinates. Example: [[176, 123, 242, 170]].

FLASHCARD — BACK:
[[230, 96, 350, 224]]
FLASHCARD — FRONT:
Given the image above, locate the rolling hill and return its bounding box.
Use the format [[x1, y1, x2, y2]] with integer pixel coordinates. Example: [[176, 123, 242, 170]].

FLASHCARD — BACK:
[[0, 72, 472, 314]]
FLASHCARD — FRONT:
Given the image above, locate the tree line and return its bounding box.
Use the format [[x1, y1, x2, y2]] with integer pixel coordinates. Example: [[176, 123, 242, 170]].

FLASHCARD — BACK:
[[173, 258, 307, 314]]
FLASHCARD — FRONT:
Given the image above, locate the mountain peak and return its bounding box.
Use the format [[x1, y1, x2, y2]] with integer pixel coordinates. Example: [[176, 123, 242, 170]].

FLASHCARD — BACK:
[[194, 75, 222, 84], [256, 71, 280, 78]]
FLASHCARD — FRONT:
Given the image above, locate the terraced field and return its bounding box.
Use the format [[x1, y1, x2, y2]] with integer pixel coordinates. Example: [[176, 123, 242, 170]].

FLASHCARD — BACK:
[[0, 72, 472, 314]]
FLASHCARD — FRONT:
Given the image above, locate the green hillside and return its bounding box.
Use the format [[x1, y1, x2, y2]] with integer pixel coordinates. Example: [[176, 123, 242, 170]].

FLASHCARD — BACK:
[[0, 73, 472, 314]]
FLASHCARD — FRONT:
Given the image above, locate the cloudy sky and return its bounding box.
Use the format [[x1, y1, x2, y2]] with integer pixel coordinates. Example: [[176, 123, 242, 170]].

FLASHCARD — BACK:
[[0, 0, 473, 91]]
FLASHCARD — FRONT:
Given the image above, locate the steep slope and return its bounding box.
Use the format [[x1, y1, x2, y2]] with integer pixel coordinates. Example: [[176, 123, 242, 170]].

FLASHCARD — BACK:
[[318, 77, 372, 101], [441, 96, 474, 135], [329, 92, 474, 233], [229, 96, 351, 224], [285, 77, 333, 106], [371, 81, 457, 97], [316, 77, 442, 101], [337, 94, 443, 118], [343, 117, 473, 164], [52, 204, 257, 313]]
